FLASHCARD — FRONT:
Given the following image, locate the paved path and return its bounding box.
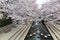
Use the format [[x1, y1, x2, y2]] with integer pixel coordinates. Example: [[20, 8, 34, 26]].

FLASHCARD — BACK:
[[0, 21, 32, 40], [45, 22, 60, 40]]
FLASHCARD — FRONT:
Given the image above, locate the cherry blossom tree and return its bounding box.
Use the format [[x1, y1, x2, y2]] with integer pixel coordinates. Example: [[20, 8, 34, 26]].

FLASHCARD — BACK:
[[39, 0, 60, 22], [0, 0, 40, 25]]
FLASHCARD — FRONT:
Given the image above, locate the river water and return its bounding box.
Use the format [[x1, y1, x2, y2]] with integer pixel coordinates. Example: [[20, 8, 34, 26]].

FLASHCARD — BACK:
[[24, 21, 54, 40]]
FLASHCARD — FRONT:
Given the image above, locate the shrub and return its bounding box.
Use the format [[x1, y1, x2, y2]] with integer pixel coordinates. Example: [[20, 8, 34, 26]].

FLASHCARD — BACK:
[[0, 17, 12, 28]]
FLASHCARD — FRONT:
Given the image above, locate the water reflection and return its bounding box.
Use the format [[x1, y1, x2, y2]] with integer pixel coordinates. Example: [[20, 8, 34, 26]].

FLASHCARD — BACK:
[[25, 21, 54, 40], [37, 30, 40, 34], [35, 22, 39, 25], [35, 35, 41, 40]]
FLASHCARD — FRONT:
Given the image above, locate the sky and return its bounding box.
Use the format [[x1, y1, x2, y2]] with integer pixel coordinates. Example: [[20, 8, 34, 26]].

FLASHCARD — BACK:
[[36, 0, 50, 8]]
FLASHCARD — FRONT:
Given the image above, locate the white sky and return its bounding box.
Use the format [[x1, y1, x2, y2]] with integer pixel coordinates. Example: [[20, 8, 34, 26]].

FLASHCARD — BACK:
[[36, 0, 50, 8]]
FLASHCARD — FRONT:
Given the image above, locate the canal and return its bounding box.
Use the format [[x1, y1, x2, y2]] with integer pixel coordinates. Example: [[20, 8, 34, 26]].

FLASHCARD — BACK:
[[24, 21, 54, 40]]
